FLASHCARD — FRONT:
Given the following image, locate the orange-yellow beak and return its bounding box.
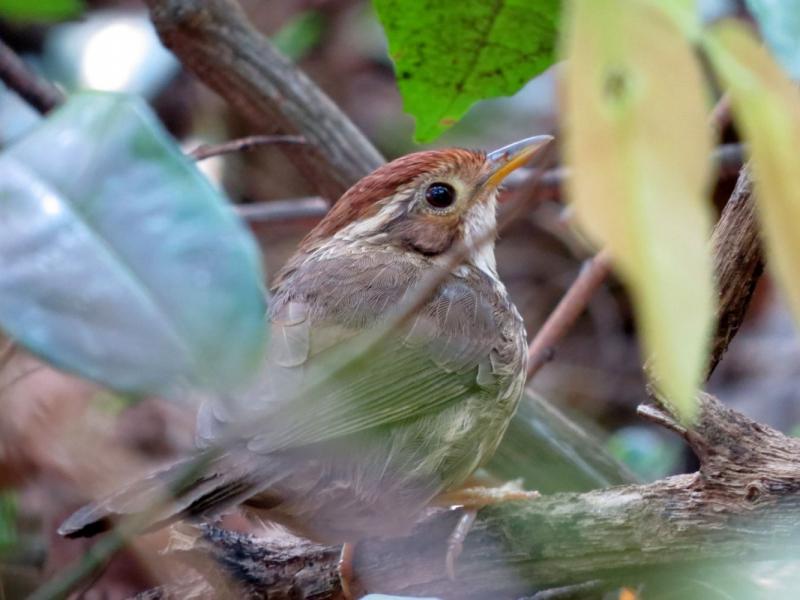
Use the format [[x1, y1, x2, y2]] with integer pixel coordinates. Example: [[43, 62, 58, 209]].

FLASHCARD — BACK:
[[485, 135, 554, 188]]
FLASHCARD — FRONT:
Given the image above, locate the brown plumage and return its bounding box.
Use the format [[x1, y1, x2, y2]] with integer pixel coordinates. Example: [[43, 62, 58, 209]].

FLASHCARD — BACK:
[[300, 148, 488, 248], [59, 137, 551, 590]]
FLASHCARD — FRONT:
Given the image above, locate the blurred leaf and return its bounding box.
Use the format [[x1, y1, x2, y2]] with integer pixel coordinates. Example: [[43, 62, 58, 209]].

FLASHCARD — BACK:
[[743, 0, 800, 79], [0, 92, 266, 397], [272, 11, 326, 61], [607, 425, 682, 482], [705, 22, 800, 337], [0, 0, 82, 21], [43, 13, 181, 97], [488, 391, 639, 493], [0, 491, 18, 554], [561, 0, 715, 420], [91, 389, 140, 416], [374, 0, 559, 143]]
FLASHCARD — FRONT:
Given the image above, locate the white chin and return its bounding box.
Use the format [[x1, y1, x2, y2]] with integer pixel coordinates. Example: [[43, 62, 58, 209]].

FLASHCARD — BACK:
[[463, 194, 499, 280]]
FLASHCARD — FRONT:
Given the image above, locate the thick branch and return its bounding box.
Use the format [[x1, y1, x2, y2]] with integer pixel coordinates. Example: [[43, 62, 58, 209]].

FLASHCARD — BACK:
[[139, 393, 800, 600], [142, 0, 385, 200]]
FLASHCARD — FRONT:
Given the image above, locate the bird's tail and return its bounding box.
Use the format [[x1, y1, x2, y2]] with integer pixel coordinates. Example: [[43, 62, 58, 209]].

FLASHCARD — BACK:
[[58, 450, 268, 539]]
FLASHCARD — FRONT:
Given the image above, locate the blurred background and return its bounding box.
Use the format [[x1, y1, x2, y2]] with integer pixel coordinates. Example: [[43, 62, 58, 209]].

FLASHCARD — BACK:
[[0, 0, 795, 597]]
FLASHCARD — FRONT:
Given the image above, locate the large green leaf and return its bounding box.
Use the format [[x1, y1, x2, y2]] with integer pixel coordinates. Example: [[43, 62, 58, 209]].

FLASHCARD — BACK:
[[0, 92, 266, 397], [0, 0, 83, 21], [374, 0, 559, 143], [705, 21, 800, 336], [743, 0, 800, 79], [561, 0, 715, 419]]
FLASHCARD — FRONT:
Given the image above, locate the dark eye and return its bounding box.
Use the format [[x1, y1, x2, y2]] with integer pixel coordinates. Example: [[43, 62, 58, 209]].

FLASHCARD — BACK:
[[424, 182, 456, 209]]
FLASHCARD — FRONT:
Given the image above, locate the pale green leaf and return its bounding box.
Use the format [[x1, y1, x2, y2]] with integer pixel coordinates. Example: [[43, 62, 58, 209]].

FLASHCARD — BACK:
[[0, 92, 267, 397], [561, 0, 716, 419], [705, 21, 800, 333], [373, 0, 559, 143]]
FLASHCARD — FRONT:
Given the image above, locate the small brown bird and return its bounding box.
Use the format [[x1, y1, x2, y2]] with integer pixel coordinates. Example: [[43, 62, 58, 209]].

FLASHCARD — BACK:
[[60, 135, 552, 596]]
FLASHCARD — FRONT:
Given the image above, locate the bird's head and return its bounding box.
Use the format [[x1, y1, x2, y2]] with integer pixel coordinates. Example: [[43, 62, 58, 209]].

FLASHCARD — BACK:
[[299, 135, 553, 276]]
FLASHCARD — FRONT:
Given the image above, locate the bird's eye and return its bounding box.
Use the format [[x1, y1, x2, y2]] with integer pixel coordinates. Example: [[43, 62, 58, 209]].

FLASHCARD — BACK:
[[424, 183, 456, 209]]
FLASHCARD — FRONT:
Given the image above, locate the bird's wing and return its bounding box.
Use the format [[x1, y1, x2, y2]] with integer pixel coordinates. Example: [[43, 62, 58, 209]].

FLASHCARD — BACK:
[[197, 253, 519, 453]]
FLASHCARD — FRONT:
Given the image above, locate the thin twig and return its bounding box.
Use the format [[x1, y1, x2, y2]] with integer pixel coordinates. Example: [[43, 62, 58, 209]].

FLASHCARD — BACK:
[[190, 135, 307, 161], [526, 249, 613, 379], [710, 92, 732, 138], [0, 38, 64, 114]]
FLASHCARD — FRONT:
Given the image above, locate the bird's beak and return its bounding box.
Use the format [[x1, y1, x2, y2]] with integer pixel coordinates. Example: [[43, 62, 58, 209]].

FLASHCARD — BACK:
[[484, 135, 554, 188]]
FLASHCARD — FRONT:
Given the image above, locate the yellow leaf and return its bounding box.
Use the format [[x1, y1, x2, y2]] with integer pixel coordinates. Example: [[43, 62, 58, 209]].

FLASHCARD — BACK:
[[705, 21, 800, 331], [561, 0, 715, 419]]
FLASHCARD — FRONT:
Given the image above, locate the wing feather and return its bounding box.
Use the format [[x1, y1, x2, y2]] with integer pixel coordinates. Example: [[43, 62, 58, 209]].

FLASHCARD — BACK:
[[197, 253, 516, 453]]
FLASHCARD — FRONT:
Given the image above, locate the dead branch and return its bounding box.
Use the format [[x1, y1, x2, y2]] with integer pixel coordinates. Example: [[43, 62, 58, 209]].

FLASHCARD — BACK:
[[142, 0, 385, 200]]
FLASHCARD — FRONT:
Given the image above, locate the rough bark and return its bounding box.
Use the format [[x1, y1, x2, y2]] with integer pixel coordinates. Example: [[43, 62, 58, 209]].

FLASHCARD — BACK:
[[142, 0, 385, 200], [708, 165, 763, 376], [136, 392, 800, 600]]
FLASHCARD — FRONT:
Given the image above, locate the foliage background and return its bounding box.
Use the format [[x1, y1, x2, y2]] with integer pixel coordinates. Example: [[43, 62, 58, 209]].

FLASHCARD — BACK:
[[0, 0, 799, 597]]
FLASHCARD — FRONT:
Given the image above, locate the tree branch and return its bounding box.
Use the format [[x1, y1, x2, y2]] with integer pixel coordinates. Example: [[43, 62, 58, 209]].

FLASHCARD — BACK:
[[0, 38, 64, 114], [707, 165, 763, 376], [190, 135, 307, 161], [141, 391, 800, 600], [525, 249, 613, 378], [142, 0, 385, 200]]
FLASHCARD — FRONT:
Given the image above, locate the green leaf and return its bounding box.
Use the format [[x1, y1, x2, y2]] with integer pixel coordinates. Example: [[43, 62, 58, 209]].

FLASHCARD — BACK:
[[705, 21, 800, 337], [374, 0, 559, 143], [0, 0, 83, 21], [561, 0, 716, 419], [743, 0, 800, 79], [0, 92, 267, 397], [0, 491, 18, 554], [272, 11, 326, 61]]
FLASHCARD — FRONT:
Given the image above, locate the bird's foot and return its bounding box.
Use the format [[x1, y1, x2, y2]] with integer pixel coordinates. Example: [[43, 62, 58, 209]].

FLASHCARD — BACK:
[[433, 481, 540, 581], [338, 541, 355, 600]]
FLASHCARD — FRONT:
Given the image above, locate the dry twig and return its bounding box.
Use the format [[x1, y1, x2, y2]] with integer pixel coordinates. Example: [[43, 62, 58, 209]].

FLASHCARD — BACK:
[[526, 249, 613, 378], [190, 135, 307, 161]]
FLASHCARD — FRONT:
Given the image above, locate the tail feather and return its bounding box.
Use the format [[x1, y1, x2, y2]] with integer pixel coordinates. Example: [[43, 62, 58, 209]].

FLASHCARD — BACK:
[[59, 451, 272, 539]]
